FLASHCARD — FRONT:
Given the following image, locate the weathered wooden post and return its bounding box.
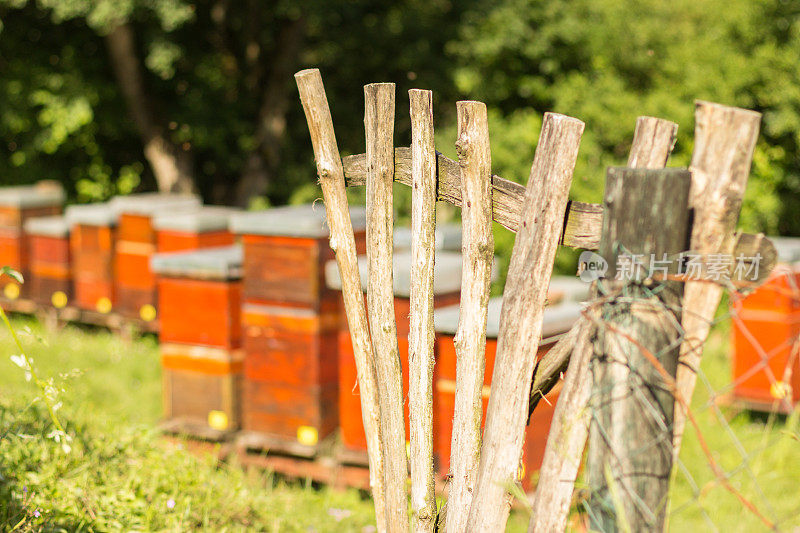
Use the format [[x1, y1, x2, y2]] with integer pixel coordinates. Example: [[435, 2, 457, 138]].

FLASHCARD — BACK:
[[467, 113, 583, 532], [445, 101, 494, 533], [364, 82, 409, 532], [528, 116, 679, 533], [587, 167, 691, 531], [408, 88, 438, 533], [295, 69, 388, 531], [673, 102, 761, 459]]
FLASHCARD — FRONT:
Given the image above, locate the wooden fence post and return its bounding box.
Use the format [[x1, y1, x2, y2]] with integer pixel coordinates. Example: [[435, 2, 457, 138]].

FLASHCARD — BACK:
[[528, 117, 678, 533], [364, 82, 408, 532], [466, 113, 583, 532], [673, 102, 761, 460], [408, 89, 437, 533], [294, 69, 388, 531], [444, 101, 494, 533], [587, 167, 691, 531]]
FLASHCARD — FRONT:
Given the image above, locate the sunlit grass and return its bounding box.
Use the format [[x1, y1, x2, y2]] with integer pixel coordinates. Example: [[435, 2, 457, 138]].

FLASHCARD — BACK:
[[1, 317, 798, 531]]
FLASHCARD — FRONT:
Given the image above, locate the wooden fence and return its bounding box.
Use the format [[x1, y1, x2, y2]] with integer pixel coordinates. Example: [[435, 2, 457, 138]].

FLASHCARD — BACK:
[[295, 67, 774, 532]]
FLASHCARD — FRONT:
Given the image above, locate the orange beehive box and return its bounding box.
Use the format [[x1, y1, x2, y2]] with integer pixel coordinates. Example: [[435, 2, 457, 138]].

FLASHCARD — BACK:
[[23, 216, 71, 307], [327, 251, 464, 453], [231, 205, 366, 447], [65, 203, 119, 312], [161, 343, 244, 434], [434, 297, 582, 490], [0, 183, 64, 299], [111, 193, 201, 319], [230, 205, 367, 308], [152, 245, 244, 434], [733, 261, 800, 408], [154, 206, 240, 253]]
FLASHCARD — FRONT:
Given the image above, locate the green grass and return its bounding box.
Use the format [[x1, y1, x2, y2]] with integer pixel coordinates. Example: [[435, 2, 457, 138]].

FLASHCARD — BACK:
[[0, 317, 798, 531]]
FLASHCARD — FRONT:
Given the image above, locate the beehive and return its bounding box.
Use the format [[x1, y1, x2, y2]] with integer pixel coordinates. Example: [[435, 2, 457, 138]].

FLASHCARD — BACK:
[[151, 245, 244, 435], [65, 203, 119, 312], [325, 251, 464, 453], [0, 183, 65, 299], [153, 206, 239, 253], [434, 295, 583, 490], [23, 216, 71, 307], [230, 205, 366, 447], [111, 193, 201, 319], [732, 238, 800, 409]]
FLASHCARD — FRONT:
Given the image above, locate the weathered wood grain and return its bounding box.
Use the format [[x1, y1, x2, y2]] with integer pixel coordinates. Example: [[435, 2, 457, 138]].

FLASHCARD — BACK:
[[364, 82, 408, 533], [528, 317, 594, 533], [294, 69, 387, 531], [673, 102, 761, 461], [445, 101, 494, 533], [528, 117, 679, 533], [340, 146, 772, 261], [467, 113, 583, 532], [587, 167, 690, 531], [407, 89, 437, 533]]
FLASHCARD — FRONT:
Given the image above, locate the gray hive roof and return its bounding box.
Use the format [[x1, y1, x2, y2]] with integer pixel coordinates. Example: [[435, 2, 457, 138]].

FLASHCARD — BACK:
[[153, 206, 242, 233], [150, 245, 243, 280], [547, 275, 590, 303], [230, 204, 367, 238], [64, 202, 119, 227], [23, 215, 70, 237], [770, 237, 800, 264], [110, 192, 201, 216], [324, 251, 497, 297], [0, 183, 65, 208], [433, 297, 583, 339], [393, 223, 462, 252]]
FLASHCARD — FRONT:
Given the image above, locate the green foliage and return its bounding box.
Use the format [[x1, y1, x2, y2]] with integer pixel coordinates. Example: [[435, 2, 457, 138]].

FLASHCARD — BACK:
[[450, 0, 800, 241], [2, 0, 800, 275], [0, 320, 380, 531]]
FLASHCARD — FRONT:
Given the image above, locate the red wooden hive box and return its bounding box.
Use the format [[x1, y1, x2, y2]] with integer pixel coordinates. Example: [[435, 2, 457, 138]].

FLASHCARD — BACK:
[[434, 294, 583, 491], [65, 202, 119, 313], [230, 204, 366, 449], [732, 238, 800, 410], [0, 182, 64, 300], [23, 215, 71, 307], [154, 206, 239, 253], [327, 250, 464, 457], [152, 245, 244, 435], [111, 193, 201, 320]]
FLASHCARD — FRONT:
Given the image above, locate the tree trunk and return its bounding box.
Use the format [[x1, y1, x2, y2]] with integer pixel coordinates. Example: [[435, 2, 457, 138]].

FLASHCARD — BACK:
[[104, 23, 195, 194], [234, 17, 305, 206]]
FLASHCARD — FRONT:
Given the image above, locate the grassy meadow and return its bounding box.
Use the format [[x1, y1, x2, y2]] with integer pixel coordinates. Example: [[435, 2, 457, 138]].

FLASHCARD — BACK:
[[0, 316, 798, 531]]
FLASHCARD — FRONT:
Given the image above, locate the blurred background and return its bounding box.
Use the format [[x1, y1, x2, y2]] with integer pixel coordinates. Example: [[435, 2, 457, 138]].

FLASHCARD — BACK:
[[2, 0, 800, 283]]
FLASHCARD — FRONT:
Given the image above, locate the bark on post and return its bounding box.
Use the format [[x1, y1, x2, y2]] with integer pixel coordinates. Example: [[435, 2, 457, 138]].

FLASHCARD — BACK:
[[408, 89, 437, 533], [364, 82, 408, 532], [467, 113, 583, 532], [444, 101, 494, 533], [673, 102, 761, 460], [294, 69, 387, 531], [528, 117, 678, 533], [587, 167, 691, 531]]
